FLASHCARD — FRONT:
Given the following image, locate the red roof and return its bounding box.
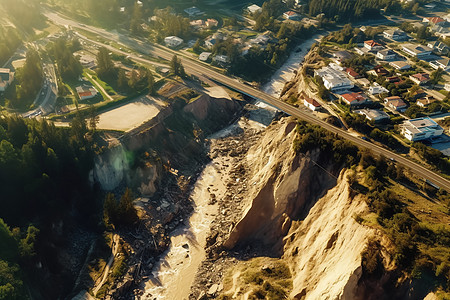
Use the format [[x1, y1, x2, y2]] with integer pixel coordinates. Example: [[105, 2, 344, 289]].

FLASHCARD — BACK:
[[304, 97, 321, 107], [364, 40, 382, 48], [341, 92, 367, 104], [78, 91, 93, 97], [386, 76, 400, 82], [373, 65, 389, 75], [346, 68, 361, 78], [385, 96, 407, 108], [426, 17, 445, 24], [285, 11, 297, 16], [411, 73, 430, 82]]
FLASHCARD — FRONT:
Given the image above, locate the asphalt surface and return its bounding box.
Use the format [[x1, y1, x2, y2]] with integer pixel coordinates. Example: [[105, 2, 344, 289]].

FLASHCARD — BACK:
[[45, 10, 450, 191]]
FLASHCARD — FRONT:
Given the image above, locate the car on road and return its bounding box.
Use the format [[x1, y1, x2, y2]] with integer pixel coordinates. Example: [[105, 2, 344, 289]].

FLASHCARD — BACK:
[[361, 136, 371, 142]]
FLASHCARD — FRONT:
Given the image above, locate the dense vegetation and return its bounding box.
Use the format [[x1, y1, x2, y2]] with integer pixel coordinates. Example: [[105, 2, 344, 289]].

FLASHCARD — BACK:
[[1, 0, 45, 32], [0, 28, 21, 66], [47, 38, 83, 82]]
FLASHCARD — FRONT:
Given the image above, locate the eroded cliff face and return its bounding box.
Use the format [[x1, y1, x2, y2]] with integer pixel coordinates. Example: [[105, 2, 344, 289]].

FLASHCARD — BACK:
[[220, 117, 378, 299]]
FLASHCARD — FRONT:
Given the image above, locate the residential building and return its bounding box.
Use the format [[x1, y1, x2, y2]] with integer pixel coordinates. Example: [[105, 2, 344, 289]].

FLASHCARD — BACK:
[[190, 19, 205, 28], [368, 83, 389, 95], [184, 6, 202, 17], [445, 83, 450, 91], [423, 17, 446, 26], [76, 85, 98, 101], [164, 36, 183, 48], [199, 52, 212, 61], [416, 96, 436, 107], [213, 54, 229, 64], [402, 44, 432, 58], [376, 49, 396, 60], [283, 11, 301, 20], [0, 68, 14, 92], [386, 76, 401, 83], [384, 96, 408, 111], [303, 96, 321, 111], [401, 117, 444, 141], [370, 65, 389, 77], [204, 37, 216, 49], [364, 40, 384, 51], [357, 109, 390, 122], [383, 28, 408, 41], [346, 68, 362, 79], [354, 47, 372, 55], [357, 78, 371, 87], [427, 41, 449, 55], [430, 57, 450, 71], [409, 88, 427, 100], [247, 4, 262, 14], [333, 50, 352, 62], [389, 61, 411, 70], [314, 65, 354, 92], [340, 92, 369, 106], [409, 73, 430, 85]]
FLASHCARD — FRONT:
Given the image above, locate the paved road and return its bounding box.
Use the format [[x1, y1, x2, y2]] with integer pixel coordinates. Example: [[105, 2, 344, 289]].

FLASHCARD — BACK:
[[45, 10, 450, 191]]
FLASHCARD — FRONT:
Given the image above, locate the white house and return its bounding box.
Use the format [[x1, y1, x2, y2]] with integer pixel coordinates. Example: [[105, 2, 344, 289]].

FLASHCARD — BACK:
[[303, 97, 321, 111], [213, 54, 229, 64], [364, 40, 384, 51], [0, 68, 14, 92], [376, 49, 396, 60], [384, 96, 408, 112], [389, 61, 411, 70], [199, 52, 212, 61], [402, 44, 432, 58], [401, 117, 444, 141], [430, 58, 450, 71], [314, 66, 353, 92], [164, 36, 183, 48], [427, 41, 449, 55], [383, 28, 408, 41], [368, 83, 389, 95], [357, 109, 390, 122], [247, 4, 262, 14]]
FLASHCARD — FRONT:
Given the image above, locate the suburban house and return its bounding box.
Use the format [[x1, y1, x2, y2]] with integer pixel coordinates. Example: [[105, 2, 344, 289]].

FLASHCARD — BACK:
[[409, 88, 427, 100], [247, 4, 262, 14], [416, 96, 437, 107], [445, 83, 450, 91], [204, 37, 217, 49], [370, 65, 389, 77], [333, 50, 353, 62], [427, 41, 449, 54], [356, 109, 390, 122], [340, 92, 369, 107], [401, 44, 432, 58], [213, 54, 229, 64], [430, 57, 450, 71], [0, 68, 14, 92], [384, 96, 408, 111], [76, 85, 98, 101], [386, 76, 401, 83], [283, 11, 301, 20], [364, 40, 384, 51], [206, 19, 218, 27], [357, 78, 371, 87], [303, 96, 321, 111], [401, 117, 444, 141], [368, 83, 389, 95], [383, 28, 408, 41], [389, 61, 411, 70], [199, 52, 212, 61], [376, 49, 396, 60], [314, 65, 354, 92], [164, 36, 184, 48], [409, 73, 430, 85], [190, 19, 205, 28], [346, 68, 362, 79]]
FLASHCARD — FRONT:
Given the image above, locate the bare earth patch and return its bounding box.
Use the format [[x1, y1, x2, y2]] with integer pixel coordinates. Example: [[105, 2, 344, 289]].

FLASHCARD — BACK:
[[96, 95, 166, 132]]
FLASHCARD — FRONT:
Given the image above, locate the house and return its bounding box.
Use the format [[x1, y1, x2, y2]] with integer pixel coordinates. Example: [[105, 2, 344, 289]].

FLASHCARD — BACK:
[[354, 47, 372, 55], [340, 92, 369, 106], [383, 28, 408, 41], [427, 41, 449, 55], [402, 44, 432, 58], [314, 66, 354, 92], [303, 96, 321, 111], [416, 96, 436, 107], [423, 17, 446, 26], [384, 96, 408, 111], [190, 19, 205, 28], [333, 51, 353, 62], [247, 4, 262, 14], [386, 76, 401, 83], [389, 61, 411, 70], [445, 83, 450, 91], [283, 11, 301, 20], [364, 40, 384, 51], [184, 6, 202, 17], [357, 109, 390, 122], [164, 36, 183, 48], [401, 117, 444, 141], [368, 83, 389, 95], [76, 85, 98, 101], [357, 78, 371, 87], [204, 37, 216, 49], [409, 73, 430, 85], [0, 68, 14, 92], [346, 68, 362, 79], [424, 3, 436, 9], [430, 57, 450, 71], [376, 49, 396, 60], [409, 88, 427, 100], [370, 65, 389, 77], [206, 19, 218, 28], [213, 54, 229, 64], [199, 52, 212, 61]]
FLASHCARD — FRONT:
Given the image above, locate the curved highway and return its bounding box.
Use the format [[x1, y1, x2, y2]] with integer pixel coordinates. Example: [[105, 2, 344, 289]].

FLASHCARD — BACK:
[[45, 10, 450, 191]]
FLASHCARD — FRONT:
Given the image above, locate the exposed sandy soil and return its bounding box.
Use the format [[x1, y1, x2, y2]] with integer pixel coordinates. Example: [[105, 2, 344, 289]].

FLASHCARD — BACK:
[[96, 95, 167, 132]]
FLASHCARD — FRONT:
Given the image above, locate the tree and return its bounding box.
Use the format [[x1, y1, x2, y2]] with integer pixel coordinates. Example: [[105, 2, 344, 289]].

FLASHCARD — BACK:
[[96, 47, 116, 80], [193, 39, 202, 54], [430, 68, 443, 86], [147, 69, 155, 94], [170, 55, 186, 77], [88, 105, 100, 132], [130, 2, 143, 35], [103, 193, 117, 227]]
